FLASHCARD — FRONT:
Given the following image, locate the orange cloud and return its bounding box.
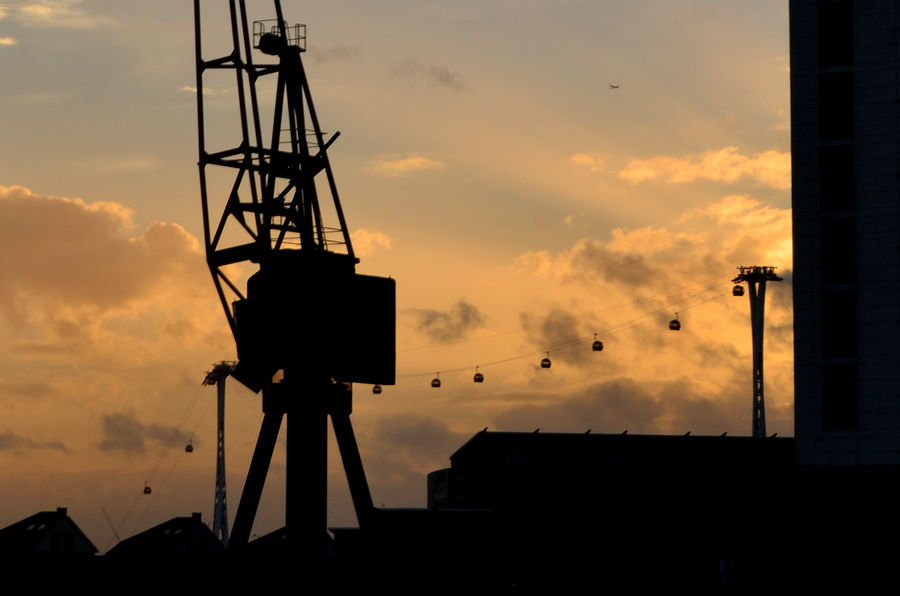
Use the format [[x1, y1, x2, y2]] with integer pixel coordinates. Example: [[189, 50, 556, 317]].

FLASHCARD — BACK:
[[619, 146, 791, 189], [0, 186, 231, 494], [514, 195, 790, 286], [501, 193, 793, 436], [14, 1, 113, 29], [571, 153, 605, 172], [351, 228, 393, 259], [366, 154, 444, 177], [180, 85, 217, 95], [0, 185, 204, 316], [0, 185, 222, 383], [0, 37, 17, 46]]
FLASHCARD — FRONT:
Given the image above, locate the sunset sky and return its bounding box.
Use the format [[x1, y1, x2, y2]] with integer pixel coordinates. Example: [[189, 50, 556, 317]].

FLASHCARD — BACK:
[[0, 0, 792, 550]]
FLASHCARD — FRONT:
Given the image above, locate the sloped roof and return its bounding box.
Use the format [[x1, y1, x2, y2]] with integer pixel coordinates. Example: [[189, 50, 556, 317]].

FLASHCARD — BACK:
[[0, 507, 98, 555], [106, 512, 224, 557]]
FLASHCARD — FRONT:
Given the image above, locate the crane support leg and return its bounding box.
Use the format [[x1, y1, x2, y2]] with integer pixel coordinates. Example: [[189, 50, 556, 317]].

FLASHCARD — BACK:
[[229, 405, 283, 548], [287, 380, 329, 560], [330, 385, 375, 528]]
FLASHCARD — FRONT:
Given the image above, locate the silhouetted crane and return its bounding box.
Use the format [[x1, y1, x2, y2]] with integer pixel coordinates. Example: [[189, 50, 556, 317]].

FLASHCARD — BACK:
[[193, 0, 395, 560]]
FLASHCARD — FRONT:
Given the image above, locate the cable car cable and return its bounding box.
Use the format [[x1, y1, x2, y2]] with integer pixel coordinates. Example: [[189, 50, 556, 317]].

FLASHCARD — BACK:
[[397, 285, 731, 381], [398, 276, 730, 353]]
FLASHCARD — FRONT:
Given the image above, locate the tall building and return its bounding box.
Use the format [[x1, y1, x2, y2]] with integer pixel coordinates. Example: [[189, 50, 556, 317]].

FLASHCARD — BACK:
[[792, 0, 900, 464]]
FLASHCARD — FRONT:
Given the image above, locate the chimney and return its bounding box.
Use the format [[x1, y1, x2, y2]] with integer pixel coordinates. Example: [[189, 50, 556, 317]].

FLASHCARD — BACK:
[[56, 507, 67, 516]]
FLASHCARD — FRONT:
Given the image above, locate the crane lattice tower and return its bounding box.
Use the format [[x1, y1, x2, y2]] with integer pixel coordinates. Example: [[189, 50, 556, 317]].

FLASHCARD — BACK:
[[193, 0, 396, 559]]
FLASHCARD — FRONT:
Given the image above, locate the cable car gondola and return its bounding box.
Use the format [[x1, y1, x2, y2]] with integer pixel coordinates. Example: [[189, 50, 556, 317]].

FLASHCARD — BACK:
[[143, 482, 152, 495], [540, 353, 552, 369], [185, 440, 194, 453], [732, 285, 745, 297], [431, 374, 441, 388], [669, 313, 681, 331], [473, 367, 484, 383], [372, 384, 383, 395], [592, 334, 604, 352]]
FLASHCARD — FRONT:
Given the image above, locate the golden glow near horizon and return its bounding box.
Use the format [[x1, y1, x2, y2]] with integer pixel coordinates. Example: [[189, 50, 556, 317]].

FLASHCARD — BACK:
[[0, 0, 790, 548]]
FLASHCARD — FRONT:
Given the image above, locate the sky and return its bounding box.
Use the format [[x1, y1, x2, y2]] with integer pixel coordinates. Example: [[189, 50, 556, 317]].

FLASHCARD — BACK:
[[0, 0, 792, 551]]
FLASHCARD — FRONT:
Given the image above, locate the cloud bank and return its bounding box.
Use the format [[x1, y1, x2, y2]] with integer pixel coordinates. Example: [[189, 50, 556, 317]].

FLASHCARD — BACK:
[[8, 0, 114, 29], [366, 154, 444, 177], [390, 56, 465, 90], [619, 146, 791, 189], [407, 299, 486, 343], [97, 412, 187, 454]]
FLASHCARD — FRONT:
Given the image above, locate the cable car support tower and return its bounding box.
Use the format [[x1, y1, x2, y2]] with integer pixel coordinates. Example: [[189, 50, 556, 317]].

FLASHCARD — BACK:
[[193, 0, 396, 560], [732, 266, 782, 438], [202, 360, 236, 546]]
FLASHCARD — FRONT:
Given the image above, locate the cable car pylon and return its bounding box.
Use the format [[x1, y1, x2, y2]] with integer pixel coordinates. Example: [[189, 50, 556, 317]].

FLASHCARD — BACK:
[[732, 266, 782, 438], [202, 361, 236, 546]]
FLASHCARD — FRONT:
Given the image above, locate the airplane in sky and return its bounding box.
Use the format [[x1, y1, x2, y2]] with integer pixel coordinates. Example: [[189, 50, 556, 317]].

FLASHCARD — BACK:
[[609, 83, 620, 89]]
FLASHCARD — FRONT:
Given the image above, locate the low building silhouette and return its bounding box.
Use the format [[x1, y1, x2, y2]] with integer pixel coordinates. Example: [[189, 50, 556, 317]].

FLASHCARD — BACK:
[[424, 430, 798, 590], [0, 506, 97, 557], [105, 512, 224, 558]]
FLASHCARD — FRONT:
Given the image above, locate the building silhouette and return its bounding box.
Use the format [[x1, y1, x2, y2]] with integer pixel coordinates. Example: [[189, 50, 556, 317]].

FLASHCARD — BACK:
[[105, 512, 223, 558], [792, 0, 900, 463], [0, 507, 96, 557], [427, 430, 796, 590]]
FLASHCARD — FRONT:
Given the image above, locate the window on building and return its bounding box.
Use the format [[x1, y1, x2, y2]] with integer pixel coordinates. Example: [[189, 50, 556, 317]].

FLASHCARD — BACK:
[[822, 362, 858, 431], [818, 0, 852, 67], [819, 72, 854, 140], [820, 216, 856, 283], [822, 289, 856, 357], [819, 144, 854, 211]]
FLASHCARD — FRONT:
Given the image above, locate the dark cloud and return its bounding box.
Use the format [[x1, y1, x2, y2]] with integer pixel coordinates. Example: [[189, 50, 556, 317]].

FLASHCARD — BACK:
[[361, 413, 470, 507], [9, 341, 71, 356], [494, 377, 659, 433], [766, 320, 794, 352], [0, 379, 57, 400], [407, 299, 485, 342], [657, 377, 740, 434], [520, 307, 595, 367], [0, 431, 70, 452], [693, 340, 742, 370], [767, 273, 794, 311], [493, 376, 748, 436], [98, 413, 145, 453], [390, 57, 465, 90], [372, 413, 467, 466], [568, 240, 660, 288], [310, 44, 362, 63], [97, 412, 187, 454]]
